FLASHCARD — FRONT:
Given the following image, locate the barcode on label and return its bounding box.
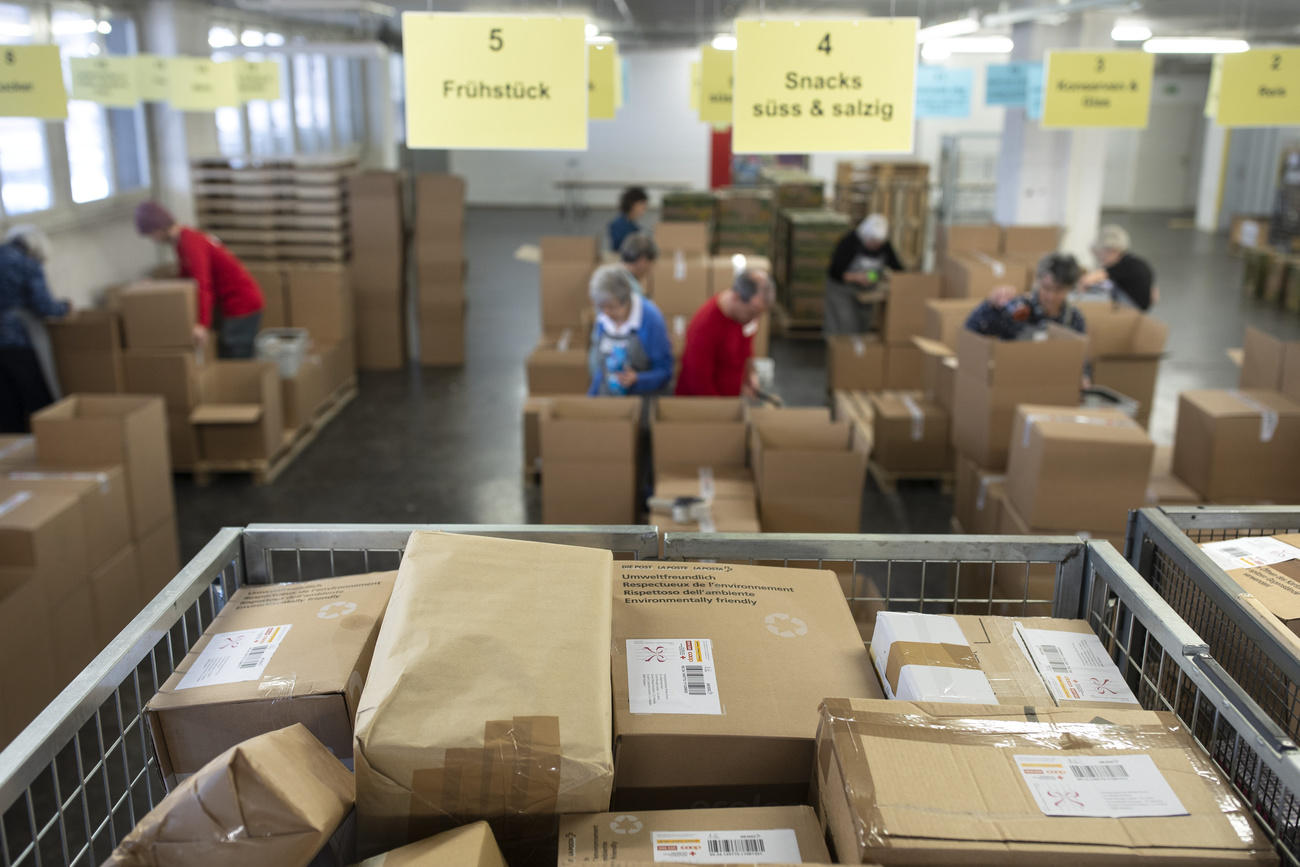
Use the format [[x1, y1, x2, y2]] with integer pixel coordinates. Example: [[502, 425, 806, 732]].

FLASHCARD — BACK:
[[1071, 763, 1128, 780], [239, 644, 269, 670], [707, 838, 765, 856], [1038, 644, 1070, 674], [684, 664, 707, 695], [1220, 546, 1251, 559]]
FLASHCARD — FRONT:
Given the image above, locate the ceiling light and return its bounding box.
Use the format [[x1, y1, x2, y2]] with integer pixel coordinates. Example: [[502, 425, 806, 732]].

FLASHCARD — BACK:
[[86, 42, 99, 55], [984, 0, 1137, 27], [1111, 22, 1151, 41], [51, 18, 98, 36], [584, 22, 599, 39], [711, 33, 736, 51], [924, 35, 1013, 59], [0, 22, 31, 38], [917, 15, 980, 43], [264, 32, 285, 47], [208, 26, 238, 49], [1143, 37, 1249, 54], [587, 34, 613, 45], [241, 29, 265, 47], [96, 20, 111, 34]]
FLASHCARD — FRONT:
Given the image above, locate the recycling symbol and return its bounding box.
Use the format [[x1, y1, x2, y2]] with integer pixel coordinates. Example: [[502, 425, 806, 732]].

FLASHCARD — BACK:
[[765, 612, 808, 638], [609, 815, 642, 835], [317, 601, 357, 620]]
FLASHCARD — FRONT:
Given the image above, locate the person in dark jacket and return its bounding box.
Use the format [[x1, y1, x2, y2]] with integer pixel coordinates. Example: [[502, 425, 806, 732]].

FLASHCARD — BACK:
[[0, 226, 69, 432], [1082, 224, 1158, 310], [824, 213, 904, 334], [607, 186, 649, 254], [965, 252, 1087, 340]]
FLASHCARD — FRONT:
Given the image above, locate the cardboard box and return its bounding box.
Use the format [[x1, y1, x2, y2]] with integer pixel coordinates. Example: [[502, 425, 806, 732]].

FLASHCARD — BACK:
[[541, 398, 639, 523], [104, 724, 354, 867], [943, 253, 1029, 300], [319, 339, 356, 394], [651, 253, 710, 318], [356, 822, 506, 867], [752, 417, 869, 533], [1173, 389, 1300, 503], [815, 699, 1271, 865], [611, 561, 880, 808], [245, 265, 286, 329], [954, 455, 1005, 534], [418, 298, 466, 367], [655, 221, 711, 255], [147, 571, 396, 783], [924, 298, 980, 351], [0, 435, 35, 469], [191, 361, 284, 462], [652, 397, 746, 470], [999, 224, 1061, 255], [540, 235, 599, 263], [350, 170, 406, 295], [527, 330, 590, 396], [49, 572, 96, 682], [90, 544, 140, 646], [355, 296, 408, 372], [1198, 535, 1300, 639], [952, 326, 1087, 470], [868, 391, 950, 473], [1006, 405, 1153, 533], [415, 173, 465, 220], [1145, 448, 1201, 505], [1076, 301, 1169, 425], [883, 272, 942, 343], [541, 261, 594, 332], [167, 409, 199, 469], [0, 579, 56, 744], [653, 466, 755, 502], [522, 396, 552, 474], [558, 806, 830, 864], [122, 350, 202, 411], [1, 465, 129, 565], [707, 255, 737, 296], [1240, 326, 1300, 404], [883, 342, 925, 390], [32, 395, 173, 535], [135, 514, 180, 599], [282, 354, 326, 433], [0, 487, 87, 602], [938, 223, 1000, 257], [48, 310, 125, 393], [826, 335, 886, 392], [415, 254, 464, 303], [354, 532, 615, 853], [914, 336, 957, 411], [118, 280, 197, 350], [285, 264, 353, 345]]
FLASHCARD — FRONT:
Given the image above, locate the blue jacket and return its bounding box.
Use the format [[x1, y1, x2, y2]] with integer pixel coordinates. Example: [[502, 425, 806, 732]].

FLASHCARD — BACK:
[[0, 242, 69, 349], [587, 297, 675, 396], [607, 215, 640, 253]]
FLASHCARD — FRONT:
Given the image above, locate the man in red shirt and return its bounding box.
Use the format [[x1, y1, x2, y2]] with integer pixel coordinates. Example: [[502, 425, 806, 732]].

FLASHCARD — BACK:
[[135, 201, 266, 358], [675, 267, 774, 397]]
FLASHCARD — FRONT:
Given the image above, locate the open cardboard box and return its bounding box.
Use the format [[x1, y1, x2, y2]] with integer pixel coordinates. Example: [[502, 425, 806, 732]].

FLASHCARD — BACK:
[[752, 416, 870, 533], [190, 361, 284, 462], [651, 397, 746, 470]]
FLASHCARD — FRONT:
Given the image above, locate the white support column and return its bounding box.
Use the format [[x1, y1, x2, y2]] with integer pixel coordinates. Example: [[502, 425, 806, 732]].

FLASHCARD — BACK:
[[1195, 120, 1228, 233]]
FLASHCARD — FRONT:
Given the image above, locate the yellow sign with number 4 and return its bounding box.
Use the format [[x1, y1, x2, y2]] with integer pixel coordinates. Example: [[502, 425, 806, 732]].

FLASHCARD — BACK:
[[403, 13, 587, 150], [1217, 48, 1300, 127], [732, 18, 917, 154]]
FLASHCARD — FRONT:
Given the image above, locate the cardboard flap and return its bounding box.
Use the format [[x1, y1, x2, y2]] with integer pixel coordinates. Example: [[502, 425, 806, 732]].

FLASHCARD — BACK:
[[539, 235, 598, 263], [190, 404, 264, 425], [655, 397, 745, 423], [911, 336, 955, 359]]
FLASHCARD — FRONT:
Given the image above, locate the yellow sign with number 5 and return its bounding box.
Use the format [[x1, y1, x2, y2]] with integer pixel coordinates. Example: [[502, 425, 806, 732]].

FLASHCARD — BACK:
[[403, 13, 587, 150], [732, 18, 917, 153], [1217, 48, 1300, 127], [0, 45, 68, 119]]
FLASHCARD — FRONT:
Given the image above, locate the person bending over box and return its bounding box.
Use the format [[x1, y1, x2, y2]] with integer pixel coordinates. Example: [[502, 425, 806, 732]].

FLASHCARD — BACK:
[[676, 268, 774, 397]]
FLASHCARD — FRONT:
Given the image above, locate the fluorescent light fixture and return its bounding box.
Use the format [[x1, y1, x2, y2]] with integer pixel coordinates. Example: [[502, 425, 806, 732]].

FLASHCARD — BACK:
[[0, 21, 32, 38], [584, 22, 599, 39], [1111, 22, 1151, 41], [96, 20, 111, 34], [711, 33, 737, 51], [922, 34, 1013, 61], [264, 32, 285, 47], [917, 16, 979, 43], [587, 35, 613, 45], [985, 0, 1137, 27], [1143, 37, 1248, 54], [241, 29, 265, 47], [51, 18, 98, 35], [208, 26, 238, 48]]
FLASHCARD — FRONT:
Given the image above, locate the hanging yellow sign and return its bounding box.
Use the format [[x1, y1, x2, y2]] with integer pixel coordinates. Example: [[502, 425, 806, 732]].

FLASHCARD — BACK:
[[1217, 48, 1300, 127], [403, 13, 587, 150], [732, 18, 917, 154], [689, 60, 700, 112], [1204, 54, 1222, 120], [169, 58, 239, 111], [589, 41, 616, 119], [136, 54, 170, 102], [0, 45, 68, 119], [1041, 50, 1153, 128], [699, 44, 732, 125], [236, 59, 281, 102], [69, 56, 138, 107]]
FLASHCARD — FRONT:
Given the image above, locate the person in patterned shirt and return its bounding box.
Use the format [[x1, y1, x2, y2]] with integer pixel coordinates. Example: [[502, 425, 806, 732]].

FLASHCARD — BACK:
[[964, 252, 1086, 340], [0, 226, 69, 432]]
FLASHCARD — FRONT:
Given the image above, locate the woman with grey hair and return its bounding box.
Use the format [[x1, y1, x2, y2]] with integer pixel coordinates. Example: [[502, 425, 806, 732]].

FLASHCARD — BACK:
[[586, 263, 674, 396], [1082, 223, 1157, 310], [0, 225, 69, 432], [825, 213, 904, 334]]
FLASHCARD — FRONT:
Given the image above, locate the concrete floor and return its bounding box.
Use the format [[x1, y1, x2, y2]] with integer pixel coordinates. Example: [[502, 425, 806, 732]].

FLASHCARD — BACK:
[[173, 208, 1300, 560]]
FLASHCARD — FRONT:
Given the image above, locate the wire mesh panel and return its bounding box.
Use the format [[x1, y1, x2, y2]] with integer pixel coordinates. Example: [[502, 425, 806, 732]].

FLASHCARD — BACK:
[[0, 524, 660, 867], [663, 532, 1300, 865]]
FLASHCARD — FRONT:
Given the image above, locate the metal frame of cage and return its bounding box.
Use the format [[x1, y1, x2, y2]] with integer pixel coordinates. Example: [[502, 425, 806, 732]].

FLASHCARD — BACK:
[[0, 524, 1297, 864]]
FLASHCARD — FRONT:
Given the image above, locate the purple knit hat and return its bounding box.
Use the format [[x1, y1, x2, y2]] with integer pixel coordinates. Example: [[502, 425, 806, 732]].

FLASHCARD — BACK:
[[134, 201, 175, 235]]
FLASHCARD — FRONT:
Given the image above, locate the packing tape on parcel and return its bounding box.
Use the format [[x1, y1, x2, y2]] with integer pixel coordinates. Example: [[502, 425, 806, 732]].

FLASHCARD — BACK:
[[0, 490, 32, 517], [0, 437, 31, 459], [976, 473, 1006, 512], [1021, 411, 1135, 448], [900, 393, 925, 441], [697, 466, 715, 501], [556, 329, 572, 352], [674, 250, 687, 281], [973, 252, 1006, 277], [884, 641, 982, 696], [10, 470, 111, 494], [1229, 389, 1278, 443]]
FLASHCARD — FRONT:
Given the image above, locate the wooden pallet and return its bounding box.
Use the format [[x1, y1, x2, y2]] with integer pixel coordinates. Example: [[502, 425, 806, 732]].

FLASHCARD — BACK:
[[772, 303, 823, 339], [189, 379, 357, 486], [195, 197, 345, 216], [867, 459, 954, 496], [195, 212, 348, 232]]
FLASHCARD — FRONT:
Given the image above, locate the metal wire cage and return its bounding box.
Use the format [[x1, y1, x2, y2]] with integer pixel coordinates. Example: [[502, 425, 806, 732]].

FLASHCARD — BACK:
[[0, 524, 1297, 865]]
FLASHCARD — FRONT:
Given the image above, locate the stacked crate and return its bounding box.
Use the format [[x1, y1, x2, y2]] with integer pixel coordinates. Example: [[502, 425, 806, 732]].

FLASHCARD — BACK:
[[349, 171, 407, 371], [774, 209, 850, 323], [714, 188, 774, 257], [833, 161, 929, 269], [415, 174, 467, 367], [661, 190, 716, 226]]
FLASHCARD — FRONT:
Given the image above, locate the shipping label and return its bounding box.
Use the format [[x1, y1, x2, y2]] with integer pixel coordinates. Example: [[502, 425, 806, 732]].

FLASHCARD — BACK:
[[651, 828, 800, 863], [176, 624, 292, 690], [627, 638, 722, 714], [1014, 754, 1188, 818], [1201, 537, 1300, 572], [1015, 625, 1138, 704]]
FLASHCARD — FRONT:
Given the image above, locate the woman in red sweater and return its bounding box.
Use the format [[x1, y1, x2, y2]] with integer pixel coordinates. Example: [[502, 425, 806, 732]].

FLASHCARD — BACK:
[[675, 267, 774, 397], [135, 201, 265, 358]]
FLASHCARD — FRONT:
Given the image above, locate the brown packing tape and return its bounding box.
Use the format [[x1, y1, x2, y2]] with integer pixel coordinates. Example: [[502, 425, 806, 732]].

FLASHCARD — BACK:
[[884, 641, 981, 695]]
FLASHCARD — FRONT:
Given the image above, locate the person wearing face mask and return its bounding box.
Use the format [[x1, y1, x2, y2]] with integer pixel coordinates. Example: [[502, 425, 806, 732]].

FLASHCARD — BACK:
[[824, 213, 904, 335], [675, 268, 775, 397], [965, 252, 1087, 341], [586, 264, 674, 397]]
